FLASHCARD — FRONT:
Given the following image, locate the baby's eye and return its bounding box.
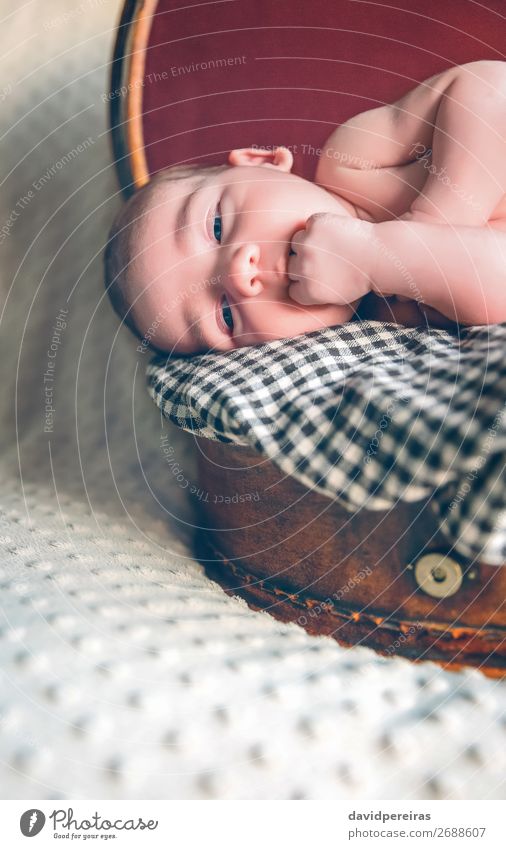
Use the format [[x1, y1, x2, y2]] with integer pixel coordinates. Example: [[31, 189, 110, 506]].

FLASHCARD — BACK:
[[213, 205, 222, 243], [221, 294, 234, 331]]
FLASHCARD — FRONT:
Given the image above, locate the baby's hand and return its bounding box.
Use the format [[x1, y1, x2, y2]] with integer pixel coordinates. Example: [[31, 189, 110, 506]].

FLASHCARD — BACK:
[[288, 213, 376, 306]]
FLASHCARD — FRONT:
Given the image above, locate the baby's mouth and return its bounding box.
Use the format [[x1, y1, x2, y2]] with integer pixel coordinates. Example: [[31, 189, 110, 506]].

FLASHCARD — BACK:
[[286, 244, 298, 286]]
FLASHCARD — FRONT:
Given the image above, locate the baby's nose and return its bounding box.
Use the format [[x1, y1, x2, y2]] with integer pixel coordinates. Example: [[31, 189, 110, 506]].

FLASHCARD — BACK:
[[226, 243, 263, 299]]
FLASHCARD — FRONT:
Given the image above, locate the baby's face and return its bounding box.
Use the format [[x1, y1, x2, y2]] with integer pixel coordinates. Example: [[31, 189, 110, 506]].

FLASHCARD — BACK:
[[129, 155, 358, 353]]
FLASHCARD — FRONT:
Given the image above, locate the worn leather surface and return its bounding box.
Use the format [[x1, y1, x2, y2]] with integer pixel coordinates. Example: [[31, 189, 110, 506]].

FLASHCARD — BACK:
[[196, 440, 506, 674]]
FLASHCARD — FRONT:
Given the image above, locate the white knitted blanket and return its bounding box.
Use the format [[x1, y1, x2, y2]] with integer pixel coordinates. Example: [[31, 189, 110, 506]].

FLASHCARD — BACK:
[[0, 0, 504, 800]]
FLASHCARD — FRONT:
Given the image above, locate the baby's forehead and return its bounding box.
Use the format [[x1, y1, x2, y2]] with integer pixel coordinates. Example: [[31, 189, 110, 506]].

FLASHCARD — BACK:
[[131, 172, 205, 254], [149, 172, 203, 214], [132, 170, 214, 269]]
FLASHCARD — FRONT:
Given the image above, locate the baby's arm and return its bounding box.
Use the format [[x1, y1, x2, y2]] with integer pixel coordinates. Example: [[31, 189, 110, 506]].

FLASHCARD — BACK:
[[292, 62, 506, 323], [405, 61, 506, 226], [288, 214, 506, 325], [317, 61, 506, 225], [371, 219, 506, 325]]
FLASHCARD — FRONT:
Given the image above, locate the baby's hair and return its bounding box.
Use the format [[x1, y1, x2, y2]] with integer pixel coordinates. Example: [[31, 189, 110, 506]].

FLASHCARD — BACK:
[[103, 163, 225, 344]]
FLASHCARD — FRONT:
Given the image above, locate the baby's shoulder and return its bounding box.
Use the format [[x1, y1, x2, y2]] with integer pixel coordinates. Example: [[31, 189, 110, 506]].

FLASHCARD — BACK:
[[313, 173, 364, 219], [314, 139, 380, 222]]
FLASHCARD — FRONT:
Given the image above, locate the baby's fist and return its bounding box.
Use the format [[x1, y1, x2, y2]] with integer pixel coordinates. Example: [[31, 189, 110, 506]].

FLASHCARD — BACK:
[[288, 213, 375, 306]]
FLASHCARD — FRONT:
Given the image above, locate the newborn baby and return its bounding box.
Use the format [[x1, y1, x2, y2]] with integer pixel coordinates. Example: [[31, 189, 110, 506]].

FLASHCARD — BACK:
[[104, 60, 506, 354]]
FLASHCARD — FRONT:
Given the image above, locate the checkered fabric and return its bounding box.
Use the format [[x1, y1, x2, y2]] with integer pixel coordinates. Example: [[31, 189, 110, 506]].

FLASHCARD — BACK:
[[146, 320, 506, 565]]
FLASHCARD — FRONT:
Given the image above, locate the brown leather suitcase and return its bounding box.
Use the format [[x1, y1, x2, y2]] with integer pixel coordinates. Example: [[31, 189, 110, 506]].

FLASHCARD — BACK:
[[109, 0, 506, 675], [196, 439, 506, 677]]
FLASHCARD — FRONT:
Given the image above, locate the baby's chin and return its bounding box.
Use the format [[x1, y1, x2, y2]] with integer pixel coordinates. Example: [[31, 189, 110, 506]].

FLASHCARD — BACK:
[[257, 302, 358, 344], [306, 301, 357, 329]]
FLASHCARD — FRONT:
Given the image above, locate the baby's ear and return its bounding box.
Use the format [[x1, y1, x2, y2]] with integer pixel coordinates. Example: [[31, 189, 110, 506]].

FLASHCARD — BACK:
[[228, 146, 293, 172]]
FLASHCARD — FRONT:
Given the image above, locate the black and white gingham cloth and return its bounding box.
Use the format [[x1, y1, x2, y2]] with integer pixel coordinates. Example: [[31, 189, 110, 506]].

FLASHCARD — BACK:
[[146, 320, 506, 565]]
